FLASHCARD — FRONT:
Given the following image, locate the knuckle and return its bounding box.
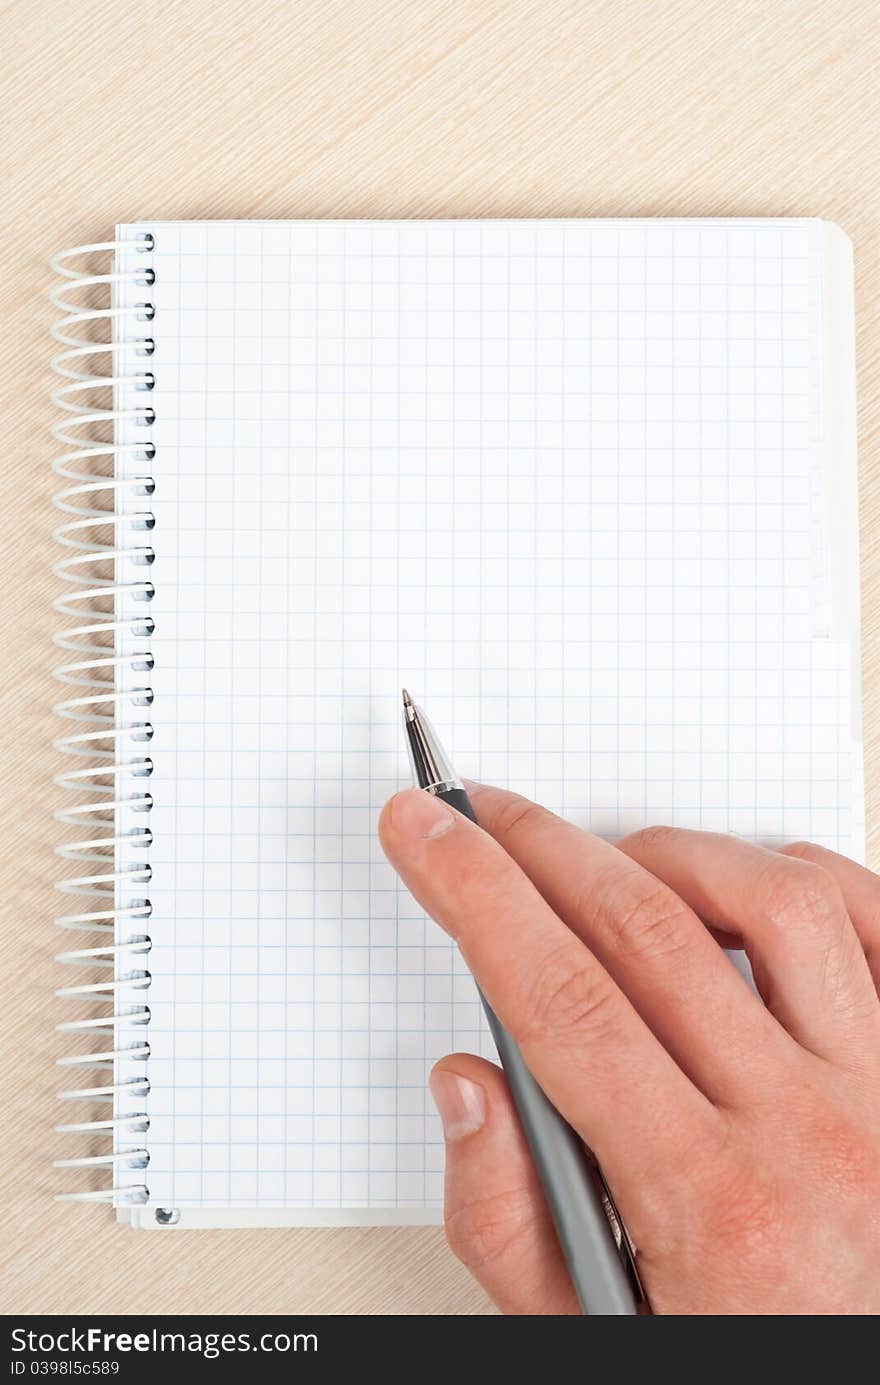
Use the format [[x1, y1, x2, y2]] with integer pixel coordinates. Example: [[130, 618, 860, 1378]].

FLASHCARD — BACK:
[[518, 943, 618, 1048], [617, 824, 679, 858], [699, 1158, 786, 1268], [450, 846, 513, 915], [490, 794, 552, 846], [445, 1186, 540, 1273], [778, 840, 822, 866], [804, 1109, 879, 1192], [760, 858, 844, 935], [605, 877, 692, 964]]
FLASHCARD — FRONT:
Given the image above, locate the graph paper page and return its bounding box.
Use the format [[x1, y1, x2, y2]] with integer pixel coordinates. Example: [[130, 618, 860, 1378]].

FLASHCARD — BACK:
[[113, 219, 861, 1223]]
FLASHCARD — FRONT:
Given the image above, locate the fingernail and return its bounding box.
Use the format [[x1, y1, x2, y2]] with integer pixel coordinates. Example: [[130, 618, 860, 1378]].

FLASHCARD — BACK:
[[390, 788, 456, 839], [429, 1070, 486, 1141]]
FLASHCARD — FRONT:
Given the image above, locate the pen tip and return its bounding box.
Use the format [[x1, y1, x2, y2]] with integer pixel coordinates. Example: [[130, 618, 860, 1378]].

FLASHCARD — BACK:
[[401, 688, 413, 708]]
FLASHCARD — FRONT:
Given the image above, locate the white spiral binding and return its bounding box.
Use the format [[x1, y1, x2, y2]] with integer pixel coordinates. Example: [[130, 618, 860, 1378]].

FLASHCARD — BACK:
[[52, 237, 156, 1205]]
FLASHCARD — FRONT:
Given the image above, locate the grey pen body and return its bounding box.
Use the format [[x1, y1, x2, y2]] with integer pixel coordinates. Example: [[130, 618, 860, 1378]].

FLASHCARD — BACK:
[[401, 692, 641, 1316]]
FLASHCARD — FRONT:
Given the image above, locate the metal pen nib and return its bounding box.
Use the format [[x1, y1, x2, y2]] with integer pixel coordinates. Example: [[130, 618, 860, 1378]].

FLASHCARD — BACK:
[[401, 689, 464, 795]]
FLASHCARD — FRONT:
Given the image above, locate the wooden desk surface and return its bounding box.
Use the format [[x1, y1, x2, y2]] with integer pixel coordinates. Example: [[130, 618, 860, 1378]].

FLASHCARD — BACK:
[[2, 0, 877, 1316]]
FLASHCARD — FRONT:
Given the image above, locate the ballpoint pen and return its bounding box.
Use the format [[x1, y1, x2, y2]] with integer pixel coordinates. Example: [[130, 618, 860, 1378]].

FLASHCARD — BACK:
[[401, 689, 645, 1317]]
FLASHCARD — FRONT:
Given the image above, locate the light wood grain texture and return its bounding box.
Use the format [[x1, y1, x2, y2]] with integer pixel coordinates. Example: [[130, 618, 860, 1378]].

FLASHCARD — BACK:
[[1, 0, 877, 1316]]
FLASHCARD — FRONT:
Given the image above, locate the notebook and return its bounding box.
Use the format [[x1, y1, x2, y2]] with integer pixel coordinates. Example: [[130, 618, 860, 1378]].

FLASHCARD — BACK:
[[52, 219, 862, 1228]]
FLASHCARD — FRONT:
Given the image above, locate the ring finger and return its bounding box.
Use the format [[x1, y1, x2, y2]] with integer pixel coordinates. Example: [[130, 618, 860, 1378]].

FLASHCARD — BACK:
[[618, 827, 880, 1067]]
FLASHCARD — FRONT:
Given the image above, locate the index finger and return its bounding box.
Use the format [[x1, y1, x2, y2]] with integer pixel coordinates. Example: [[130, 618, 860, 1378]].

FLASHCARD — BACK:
[[379, 788, 721, 1219]]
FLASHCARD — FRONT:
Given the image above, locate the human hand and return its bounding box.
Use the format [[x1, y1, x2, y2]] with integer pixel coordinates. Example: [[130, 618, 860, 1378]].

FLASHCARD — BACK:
[[379, 784, 880, 1315]]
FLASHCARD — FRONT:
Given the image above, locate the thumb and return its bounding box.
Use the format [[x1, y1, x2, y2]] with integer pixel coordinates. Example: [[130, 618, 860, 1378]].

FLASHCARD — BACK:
[[430, 1053, 579, 1315]]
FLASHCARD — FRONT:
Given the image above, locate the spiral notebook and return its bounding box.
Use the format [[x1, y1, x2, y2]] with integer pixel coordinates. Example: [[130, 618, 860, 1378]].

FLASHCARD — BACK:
[[52, 219, 862, 1228]]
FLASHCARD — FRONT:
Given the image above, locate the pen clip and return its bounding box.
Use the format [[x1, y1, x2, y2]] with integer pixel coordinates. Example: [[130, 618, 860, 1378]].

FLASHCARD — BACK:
[[593, 1163, 647, 1306]]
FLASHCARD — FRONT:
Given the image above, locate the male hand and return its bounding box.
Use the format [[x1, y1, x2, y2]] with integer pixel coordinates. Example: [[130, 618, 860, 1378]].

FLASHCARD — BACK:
[[379, 783, 880, 1315]]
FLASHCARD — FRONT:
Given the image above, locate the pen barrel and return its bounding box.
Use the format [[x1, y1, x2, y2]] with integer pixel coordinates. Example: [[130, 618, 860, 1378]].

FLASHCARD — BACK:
[[481, 1002, 639, 1315], [437, 783, 640, 1316]]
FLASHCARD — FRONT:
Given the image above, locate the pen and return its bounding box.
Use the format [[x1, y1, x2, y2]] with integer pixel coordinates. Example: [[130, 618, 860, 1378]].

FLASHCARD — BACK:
[[401, 689, 645, 1316]]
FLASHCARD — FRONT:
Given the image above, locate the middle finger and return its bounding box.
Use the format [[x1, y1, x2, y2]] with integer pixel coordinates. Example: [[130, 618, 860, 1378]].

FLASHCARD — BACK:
[[466, 782, 794, 1106]]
